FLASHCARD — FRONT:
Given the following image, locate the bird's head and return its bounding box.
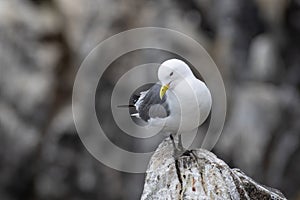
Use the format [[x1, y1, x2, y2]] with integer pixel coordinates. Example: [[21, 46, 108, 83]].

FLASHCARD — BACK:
[[158, 59, 193, 99]]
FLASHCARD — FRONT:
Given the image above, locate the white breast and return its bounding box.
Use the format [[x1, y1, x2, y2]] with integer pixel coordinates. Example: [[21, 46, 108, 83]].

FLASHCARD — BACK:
[[164, 77, 212, 133]]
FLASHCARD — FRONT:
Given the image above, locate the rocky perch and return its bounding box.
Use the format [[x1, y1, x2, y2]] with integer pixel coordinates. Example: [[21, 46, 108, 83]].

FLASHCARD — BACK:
[[141, 138, 286, 200]]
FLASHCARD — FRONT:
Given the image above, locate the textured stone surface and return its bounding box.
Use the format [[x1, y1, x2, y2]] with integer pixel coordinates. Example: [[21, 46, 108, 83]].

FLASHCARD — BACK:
[[141, 138, 287, 200]]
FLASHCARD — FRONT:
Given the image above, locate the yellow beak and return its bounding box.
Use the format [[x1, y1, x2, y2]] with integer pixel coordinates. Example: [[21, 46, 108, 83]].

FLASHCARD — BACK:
[[159, 84, 169, 99]]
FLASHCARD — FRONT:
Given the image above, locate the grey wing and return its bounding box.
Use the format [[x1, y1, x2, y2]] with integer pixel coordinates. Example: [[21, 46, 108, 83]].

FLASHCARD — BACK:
[[132, 83, 170, 122]]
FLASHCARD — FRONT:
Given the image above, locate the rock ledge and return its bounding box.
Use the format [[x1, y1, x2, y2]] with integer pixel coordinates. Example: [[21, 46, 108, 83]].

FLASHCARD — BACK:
[[141, 138, 286, 200]]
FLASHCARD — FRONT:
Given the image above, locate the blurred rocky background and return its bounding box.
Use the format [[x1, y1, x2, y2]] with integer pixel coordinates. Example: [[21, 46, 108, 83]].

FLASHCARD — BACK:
[[0, 0, 299, 199]]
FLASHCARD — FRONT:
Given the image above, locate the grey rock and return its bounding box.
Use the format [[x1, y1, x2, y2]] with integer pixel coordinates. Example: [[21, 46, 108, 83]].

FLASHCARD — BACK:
[[248, 34, 281, 82], [216, 84, 281, 177], [141, 138, 286, 200]]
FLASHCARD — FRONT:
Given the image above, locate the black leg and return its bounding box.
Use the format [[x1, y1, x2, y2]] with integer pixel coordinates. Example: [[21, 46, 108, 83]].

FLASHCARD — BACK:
[[169, 134, 182, 159], [178, 134, 185, 151], [169, 134, 177, 150]]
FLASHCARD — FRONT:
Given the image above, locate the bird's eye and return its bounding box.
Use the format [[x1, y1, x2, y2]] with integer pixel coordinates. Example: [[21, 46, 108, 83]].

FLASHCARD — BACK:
[[169, 72, 174, 76]]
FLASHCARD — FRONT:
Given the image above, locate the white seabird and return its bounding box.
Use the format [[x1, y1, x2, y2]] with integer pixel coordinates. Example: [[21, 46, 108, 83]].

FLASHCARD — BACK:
[[132, 59, 212, 151]]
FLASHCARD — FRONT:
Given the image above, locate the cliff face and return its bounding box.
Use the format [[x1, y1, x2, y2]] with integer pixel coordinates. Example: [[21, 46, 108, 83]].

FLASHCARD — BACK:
[[141, 138, 286, 200], [0, 0, 300, 199]]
